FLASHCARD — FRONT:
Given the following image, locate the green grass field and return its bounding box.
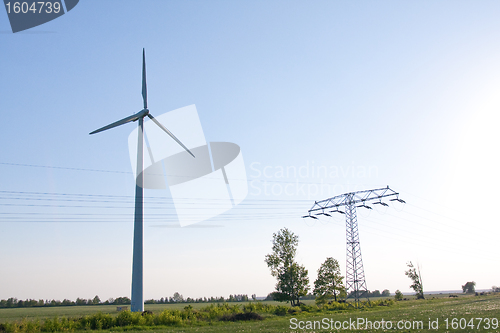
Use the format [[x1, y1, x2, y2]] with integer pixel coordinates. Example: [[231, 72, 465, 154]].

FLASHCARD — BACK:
[[0, 295, 460, 323], [1, 293, 499, 332]]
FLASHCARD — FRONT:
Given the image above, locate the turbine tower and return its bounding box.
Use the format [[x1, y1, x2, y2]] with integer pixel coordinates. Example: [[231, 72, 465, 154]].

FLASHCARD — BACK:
[[90, 49, 195, 312], [304, 186, 405, 308]]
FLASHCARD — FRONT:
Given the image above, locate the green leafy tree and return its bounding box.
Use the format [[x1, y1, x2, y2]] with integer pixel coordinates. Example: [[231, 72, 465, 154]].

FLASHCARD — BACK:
[[462, 281, 476, 293], [62, 299, 73, 306], [265, 228, 310, 306], [76, 297, 86, 306], [172, 292, 184, 303], [92, 295, 101, 305], [394, 289, 403, 301], [382, 289, 390, 297], [313, 257, 345, 304], [405, 261, 424, 299], [113, 297, 131, 305]]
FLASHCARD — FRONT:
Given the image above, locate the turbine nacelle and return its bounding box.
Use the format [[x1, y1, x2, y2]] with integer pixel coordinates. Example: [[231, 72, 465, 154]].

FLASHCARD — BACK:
[[132, 109, 149, 121]]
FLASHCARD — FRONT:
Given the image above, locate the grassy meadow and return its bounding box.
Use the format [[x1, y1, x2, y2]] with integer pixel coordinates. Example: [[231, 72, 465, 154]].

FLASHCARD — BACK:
[[0, 293, 499, 332], [0, 301, 288, 323]]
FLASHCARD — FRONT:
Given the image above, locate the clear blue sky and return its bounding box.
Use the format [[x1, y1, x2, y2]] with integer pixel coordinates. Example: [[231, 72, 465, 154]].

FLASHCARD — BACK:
[[1, 0, 499, 301]]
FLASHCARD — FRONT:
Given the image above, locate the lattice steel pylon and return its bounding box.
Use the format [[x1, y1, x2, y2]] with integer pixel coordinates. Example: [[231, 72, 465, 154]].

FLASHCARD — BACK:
[[304, 186, 405, 308]]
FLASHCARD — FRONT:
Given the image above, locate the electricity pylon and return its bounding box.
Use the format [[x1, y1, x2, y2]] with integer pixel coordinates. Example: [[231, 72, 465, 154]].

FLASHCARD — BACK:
[[303, 186, 405, 308]]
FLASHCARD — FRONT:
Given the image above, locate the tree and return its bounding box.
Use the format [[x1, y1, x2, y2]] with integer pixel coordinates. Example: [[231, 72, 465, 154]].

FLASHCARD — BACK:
[[76, 297, 86, 306], [492, 286, 500, 292], [405, 261, 424, 299], [462, 281, 476, 294], [382, 289, 390, 297], [265, 228, 310, 306], [394, 290, 403, 301], [313, 257, 345, 304], [264, 292, 278, 301], [92, 295, 101, 305], [113, 297, 131, 305], [172, 292, 184, 303]]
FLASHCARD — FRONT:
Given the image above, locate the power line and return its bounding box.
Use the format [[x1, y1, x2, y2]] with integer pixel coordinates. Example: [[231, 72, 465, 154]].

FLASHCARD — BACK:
[[0, 162, 131, 174], [0, 161, 380, 186]]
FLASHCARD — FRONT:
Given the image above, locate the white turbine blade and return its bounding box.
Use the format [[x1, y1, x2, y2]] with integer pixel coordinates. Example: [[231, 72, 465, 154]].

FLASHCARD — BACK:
[[147, 113, 195, 158], [90, 113, 141, 135], [142, 48, 147, 109]]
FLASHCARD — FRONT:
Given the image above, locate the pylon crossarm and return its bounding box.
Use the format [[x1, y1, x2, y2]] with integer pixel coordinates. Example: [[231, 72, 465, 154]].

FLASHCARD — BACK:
[[307, 186, 400, 214]]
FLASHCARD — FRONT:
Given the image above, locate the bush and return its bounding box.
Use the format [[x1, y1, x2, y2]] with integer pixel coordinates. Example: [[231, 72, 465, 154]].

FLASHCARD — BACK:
[[115, 310, 140, 327], [220, 312, 263, 321], [154, 310, 184, 326], [41, 317, 64, 332], [80, 313, 114, 330], [321, 301, 349, 311], [0, 322, 20, 333], [200, 303, 240, 320], [371, 299, 394, 307], [299, 303, 317, 312], [273, 305, 288, 316]]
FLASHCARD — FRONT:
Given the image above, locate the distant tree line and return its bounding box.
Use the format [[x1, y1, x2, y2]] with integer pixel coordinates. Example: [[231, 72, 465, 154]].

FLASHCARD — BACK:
[[0, 296, 131, 308], [0, 293, 257, 309], [346, 289, 391, 298], [144, 292, 254, 304]]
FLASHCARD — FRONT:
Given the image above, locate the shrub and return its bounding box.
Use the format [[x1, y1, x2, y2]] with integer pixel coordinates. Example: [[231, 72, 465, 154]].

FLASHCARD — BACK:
[[321, 301, 349, 311], [0, 322, 20, 333], [80, 312, 114, 330], [243, 302, 274, 313], [200, 303, 240, 320], [220, 312, 263, 321], [299, 303, 317, 312], [41, 317, 64, 332], [372, 299, 394, 307], [274, 305, 288, 316], [115, 311, 136, 327], [154, 310, 184, 326]]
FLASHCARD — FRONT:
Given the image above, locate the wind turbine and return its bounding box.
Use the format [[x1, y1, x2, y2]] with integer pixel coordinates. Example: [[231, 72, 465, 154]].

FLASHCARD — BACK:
[[89, 49, 195, 312]]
